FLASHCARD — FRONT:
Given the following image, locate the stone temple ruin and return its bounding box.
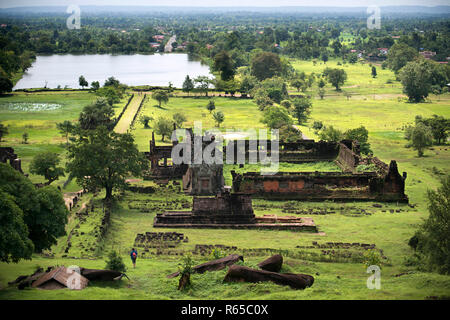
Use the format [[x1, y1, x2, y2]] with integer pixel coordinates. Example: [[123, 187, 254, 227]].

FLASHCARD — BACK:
[[147, 126, 408, 230], [0, 147, 24, 173]]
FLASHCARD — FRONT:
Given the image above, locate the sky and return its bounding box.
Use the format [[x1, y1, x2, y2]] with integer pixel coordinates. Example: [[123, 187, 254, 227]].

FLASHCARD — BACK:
[[0, 0, 449, 8]]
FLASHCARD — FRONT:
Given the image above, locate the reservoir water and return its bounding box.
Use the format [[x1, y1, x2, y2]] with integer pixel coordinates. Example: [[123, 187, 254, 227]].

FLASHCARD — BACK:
[[14, 53, 212, 90]]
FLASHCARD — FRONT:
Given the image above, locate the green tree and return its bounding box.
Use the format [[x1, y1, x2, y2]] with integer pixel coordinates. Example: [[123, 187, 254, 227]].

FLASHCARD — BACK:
[[194, 76, 212, 97], [279, 125, 302, 142], [291, 78, 304, 92], [139, 115, 153, 129], [252, 88, 273, 111], [30, 152, 65, 185], [213, 50, 236, 81], [0, 191, 34, 263], [323, 68, 347, 91], [96, 86, 122, 106], [319, 126, 344, 142], [66, 127, 147, 200], [250, 51, 282, 81], [417, 115, 450, 145], [206, 100, 216, 113], [173, 112, 187, 128], [386, 42, 419, 73], [318, 88, 325, 100], [56, 120, 75, 145], [182, 75, 194, 96], [411, 176, 450, 274], [22, 132, 29, 144], [344, 126, 372, 155], [239, 75, 257, 97], [0, 163, 68, 253], [0, 73, 13, 95], [79, 75, 88, 89], [371, 66, 377, 78], [78, 98, 115, 131], [291, 97, 312, 125], [91, 81, 100, 91], [154, 117, 173, 142], [212, 111, 225, 127], [400, 59, 433, 102], [406, 122, 433, 157], [105, 250, 127, 273], [0, 123, 8, 142], [261, 106, 292, 129]]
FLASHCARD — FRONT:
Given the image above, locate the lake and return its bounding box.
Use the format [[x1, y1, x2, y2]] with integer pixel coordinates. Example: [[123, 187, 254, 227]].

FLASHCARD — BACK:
[[13, 53, 212, 90]]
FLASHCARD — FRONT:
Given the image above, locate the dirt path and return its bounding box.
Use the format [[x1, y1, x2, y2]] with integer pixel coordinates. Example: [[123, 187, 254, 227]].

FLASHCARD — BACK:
[[114, 94, 144, 133], [293, 125, 309, 140]]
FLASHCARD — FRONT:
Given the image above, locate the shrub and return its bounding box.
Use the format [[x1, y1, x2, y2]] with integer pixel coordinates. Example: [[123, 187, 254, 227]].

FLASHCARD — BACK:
[[105, 250, 127, 273], [363, 249, 382, 268]]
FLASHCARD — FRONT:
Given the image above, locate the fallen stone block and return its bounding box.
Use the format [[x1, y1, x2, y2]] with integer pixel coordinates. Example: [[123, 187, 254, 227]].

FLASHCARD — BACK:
[[167, 254, 244, 278], [257, 254, 283, 272], [223, 265, 314, 290]]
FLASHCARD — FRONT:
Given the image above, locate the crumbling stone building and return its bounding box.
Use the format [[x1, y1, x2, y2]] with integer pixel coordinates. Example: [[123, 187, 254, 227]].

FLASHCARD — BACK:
[[0, 147, 24, 173]]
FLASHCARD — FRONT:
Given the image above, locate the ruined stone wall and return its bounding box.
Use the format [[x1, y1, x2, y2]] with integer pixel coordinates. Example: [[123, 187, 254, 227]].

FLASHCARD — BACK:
[[336, 142, 361, 172], [224, 140, 340, 164], [0, 147, 23, 173], [232, 161, 407, 203]]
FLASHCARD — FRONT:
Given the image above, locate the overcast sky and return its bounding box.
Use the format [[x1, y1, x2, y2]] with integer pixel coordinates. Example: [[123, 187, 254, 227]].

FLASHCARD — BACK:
[[0, 0, 449, 9]]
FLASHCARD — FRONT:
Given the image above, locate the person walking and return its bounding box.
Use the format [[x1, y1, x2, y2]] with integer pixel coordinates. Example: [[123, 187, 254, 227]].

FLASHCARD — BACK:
[[130, 248, 138, 268]]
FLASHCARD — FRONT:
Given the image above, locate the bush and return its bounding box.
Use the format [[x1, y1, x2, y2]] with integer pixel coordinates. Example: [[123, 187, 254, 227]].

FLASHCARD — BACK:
[[210, 248, 225, 260], [410, 176, 450, 274], [105, 251, 127, 273], [363, 249, 382, 268]]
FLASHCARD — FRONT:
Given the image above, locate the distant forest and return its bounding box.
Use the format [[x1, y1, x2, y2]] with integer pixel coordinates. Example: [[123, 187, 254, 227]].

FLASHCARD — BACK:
[[0, 6, 449, 90]]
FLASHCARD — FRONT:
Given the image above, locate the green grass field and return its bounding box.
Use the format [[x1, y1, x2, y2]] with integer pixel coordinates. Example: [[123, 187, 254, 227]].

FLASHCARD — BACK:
[[0, 57, 449, 300]]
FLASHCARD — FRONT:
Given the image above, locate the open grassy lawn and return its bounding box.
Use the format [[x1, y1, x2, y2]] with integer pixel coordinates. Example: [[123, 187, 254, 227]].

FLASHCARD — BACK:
[[0, 58, 449, 300], [132, 96, 264, 151]]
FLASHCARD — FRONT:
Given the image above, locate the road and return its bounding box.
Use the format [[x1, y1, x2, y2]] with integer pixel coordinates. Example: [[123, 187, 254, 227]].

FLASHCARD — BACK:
[[114, 94, 145, 133], [164, 35, 177, 53]]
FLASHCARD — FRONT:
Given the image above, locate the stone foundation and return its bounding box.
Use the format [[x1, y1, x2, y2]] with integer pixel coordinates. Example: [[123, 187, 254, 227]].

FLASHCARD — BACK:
[[153, 193, 317, 232]]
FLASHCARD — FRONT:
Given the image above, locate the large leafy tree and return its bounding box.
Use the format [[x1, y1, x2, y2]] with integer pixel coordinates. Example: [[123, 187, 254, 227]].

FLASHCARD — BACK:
[[78, 98, 116, 131], [31, 186, 69, 252], [323, 68, 347, 91], [154, 117, 173, 142], [400, 59, 433, 102], [213, 50, 236, 81], [79, 75, 88, 89], [386, 42, 419, 73], [291, 97, 312, 125], [56, 120, 75, 145], [250, 51, 282, 81], [410, 176, 450, 274], [0, 73, 13, 95], [66, 127, 147, 200], [182, 75, 194, 96], [0, 163, 68, 253], [405, 122, 433, 157], [0, 122, 8, 142], [212, 111, 225, 128], [344, 126, 372, 155], [194, 76, 212, 97], [0, 191, 34, 263], [152, 90, 169, 108], [30, 152, 65, 185], [261, 106, 292, 130]]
